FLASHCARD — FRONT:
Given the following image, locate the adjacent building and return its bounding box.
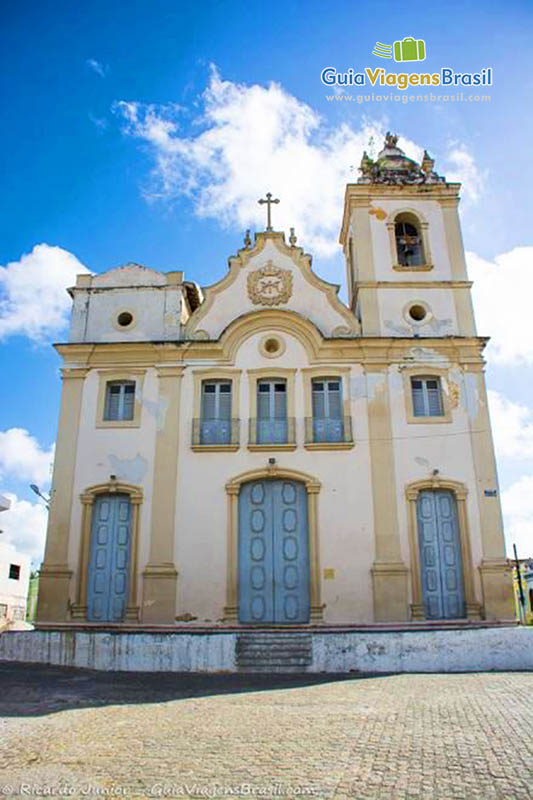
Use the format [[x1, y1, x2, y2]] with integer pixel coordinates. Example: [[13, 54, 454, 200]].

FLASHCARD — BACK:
[[0, 541, 30, 626]]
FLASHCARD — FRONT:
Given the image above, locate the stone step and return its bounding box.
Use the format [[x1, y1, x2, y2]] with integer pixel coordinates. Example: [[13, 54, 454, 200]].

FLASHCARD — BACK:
[[237, 637, 313, 645], [236, 633, 313, 672]]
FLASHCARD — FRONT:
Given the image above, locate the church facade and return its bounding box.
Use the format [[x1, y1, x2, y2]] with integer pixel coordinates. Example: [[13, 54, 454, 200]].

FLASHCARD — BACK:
[[36, 135, 514, 627]]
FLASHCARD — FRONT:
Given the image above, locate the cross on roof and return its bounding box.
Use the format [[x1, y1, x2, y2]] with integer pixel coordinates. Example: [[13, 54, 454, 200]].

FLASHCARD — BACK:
[[258, 192, 280, 232]]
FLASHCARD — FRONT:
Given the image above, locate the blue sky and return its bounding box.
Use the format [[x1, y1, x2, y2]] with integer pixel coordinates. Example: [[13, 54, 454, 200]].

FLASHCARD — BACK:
[[1, 0, 532, 563]]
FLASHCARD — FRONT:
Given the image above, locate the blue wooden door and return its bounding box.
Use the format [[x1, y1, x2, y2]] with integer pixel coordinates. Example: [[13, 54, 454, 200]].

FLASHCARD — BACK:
[[87, 494, 132, 622], [239, 479, 310, 624], [417, 490, 465, 619]]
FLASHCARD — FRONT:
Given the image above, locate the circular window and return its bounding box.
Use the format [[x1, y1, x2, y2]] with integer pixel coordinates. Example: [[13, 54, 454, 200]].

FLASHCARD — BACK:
[[117, 311, 134, 328], [408, 304, 427, 322], [264, 338, 280, 354], [259, 334, 286, 358]]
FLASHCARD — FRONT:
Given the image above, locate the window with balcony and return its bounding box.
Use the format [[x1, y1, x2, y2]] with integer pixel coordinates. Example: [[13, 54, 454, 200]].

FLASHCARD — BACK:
[[254, 379, 293, 445], [310, 379, 345, 443], [194, 380, 236, 446]]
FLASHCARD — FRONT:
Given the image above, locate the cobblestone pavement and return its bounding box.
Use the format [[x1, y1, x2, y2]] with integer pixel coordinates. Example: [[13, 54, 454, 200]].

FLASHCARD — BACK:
[[0, 664, 532, 800]]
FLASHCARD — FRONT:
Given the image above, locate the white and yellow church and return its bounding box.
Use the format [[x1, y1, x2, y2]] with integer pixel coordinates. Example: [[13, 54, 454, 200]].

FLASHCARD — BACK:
[[36, 134, 514, 629]]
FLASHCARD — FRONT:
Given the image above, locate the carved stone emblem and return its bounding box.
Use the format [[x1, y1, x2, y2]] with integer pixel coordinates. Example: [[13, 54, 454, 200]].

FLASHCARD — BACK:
[[247, 261, 293, 306]]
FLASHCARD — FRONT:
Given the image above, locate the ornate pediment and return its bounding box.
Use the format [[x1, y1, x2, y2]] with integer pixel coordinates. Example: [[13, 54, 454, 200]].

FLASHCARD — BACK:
[[185, 231, 360, 340], [247, 261, 293, 306]]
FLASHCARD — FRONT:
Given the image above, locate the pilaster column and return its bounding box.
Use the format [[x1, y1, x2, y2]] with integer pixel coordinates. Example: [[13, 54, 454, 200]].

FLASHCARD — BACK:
[[365, 364, 409, 621], [36, 367, 88, 622], [466, 365, 514, 619], [441, 198, 477, 336], [306, 481, 324, 622], [352, 199, 380, 336], [142, 365, 184, 623], [223, 484, 239, 622]]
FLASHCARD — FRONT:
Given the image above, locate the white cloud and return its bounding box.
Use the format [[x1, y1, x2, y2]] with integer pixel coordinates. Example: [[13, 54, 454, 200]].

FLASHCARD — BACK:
[[115, 68, 434, 259], [89, 113, 108, 132], [0, 243, 89, 342], [86, 58, 107, 78], [0, 428, 54, 487], [488, 391, 533, 460], [445, 143, 486, 203], [468, 246, 533, 364], [0, 493, 47, 565], [501, 476, 533, 559]]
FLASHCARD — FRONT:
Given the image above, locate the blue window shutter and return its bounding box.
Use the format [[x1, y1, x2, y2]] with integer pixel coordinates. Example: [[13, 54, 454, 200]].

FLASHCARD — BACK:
[[105, 381, 135, 421], [200, 381, 232, 444], [122, 384, 135, 420], [426, 380, 443, 416], [411, 379, 426, 416], [411, 377, 444, 417]]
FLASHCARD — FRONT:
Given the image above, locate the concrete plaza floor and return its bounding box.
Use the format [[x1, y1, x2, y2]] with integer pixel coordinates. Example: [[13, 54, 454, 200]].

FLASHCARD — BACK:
[[0, 664, 531, 799]]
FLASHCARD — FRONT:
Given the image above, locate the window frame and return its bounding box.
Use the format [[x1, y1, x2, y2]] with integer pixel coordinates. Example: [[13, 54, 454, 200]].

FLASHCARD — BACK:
[[96, 370, 146, 428], [192, 369, 241, 451], [402, 367, 452, 424], [104, 380, 136, 422], [410, 376, 444, 418], [9, 564, 21, 581], [386, 209, 433, 272], [247, 368, 296, 451], [302, 367, 354, 450]]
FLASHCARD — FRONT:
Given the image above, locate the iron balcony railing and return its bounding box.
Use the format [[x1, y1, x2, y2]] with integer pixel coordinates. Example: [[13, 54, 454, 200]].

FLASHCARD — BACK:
[[304, 416, 353, 445], [192, 418, 240, 446], [249, 417, 296, 446]]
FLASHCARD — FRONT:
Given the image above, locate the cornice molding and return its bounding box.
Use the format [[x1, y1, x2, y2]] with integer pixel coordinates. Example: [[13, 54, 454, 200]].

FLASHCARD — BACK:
[[54, 336, 488, 367]]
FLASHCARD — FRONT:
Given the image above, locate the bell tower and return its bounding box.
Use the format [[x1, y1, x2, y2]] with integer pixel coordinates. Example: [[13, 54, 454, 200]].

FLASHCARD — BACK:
[[339, 133, 513, 623], [340, 133, 477, 340]]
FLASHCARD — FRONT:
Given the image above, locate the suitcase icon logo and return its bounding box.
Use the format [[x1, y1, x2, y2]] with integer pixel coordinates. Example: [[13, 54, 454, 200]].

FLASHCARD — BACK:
[[393, 37, 426, 62]]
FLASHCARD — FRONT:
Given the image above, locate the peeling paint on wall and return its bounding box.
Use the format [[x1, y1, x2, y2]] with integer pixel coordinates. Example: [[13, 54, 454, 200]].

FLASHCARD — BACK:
[[108, 453, 148, 483], [406, 347, 449, 364], [349, 376, 367, 399], [142, 396, 170, 430], [384, 320, 412, 336], [366, 373, 386, 401], [463, 373, 480, 420], [427, 317, 453, 335]]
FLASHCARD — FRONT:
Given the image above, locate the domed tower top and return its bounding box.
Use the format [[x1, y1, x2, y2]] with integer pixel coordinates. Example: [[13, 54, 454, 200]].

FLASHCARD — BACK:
[[358, 132, 445, 186]]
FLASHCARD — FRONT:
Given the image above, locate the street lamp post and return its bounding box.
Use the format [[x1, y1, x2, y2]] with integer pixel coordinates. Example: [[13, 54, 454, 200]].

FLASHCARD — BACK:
[[30, 484, 50, 509]]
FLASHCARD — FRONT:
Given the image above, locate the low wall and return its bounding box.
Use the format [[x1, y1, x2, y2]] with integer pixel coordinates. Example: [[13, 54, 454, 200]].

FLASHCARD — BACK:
[[0, 627, 531, 673]]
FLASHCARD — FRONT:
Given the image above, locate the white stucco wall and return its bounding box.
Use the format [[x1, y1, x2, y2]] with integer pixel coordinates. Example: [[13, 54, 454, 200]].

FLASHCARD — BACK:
[[366, 199, 453, 281], [193, 238, 353, 339], [68, 368, 160, 606], [174, 329, 375, 624], [2, 627, 531, 673], [69, 266, 184, 343]]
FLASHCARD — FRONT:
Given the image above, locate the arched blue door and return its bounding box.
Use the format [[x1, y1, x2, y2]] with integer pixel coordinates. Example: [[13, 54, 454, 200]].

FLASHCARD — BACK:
[[417, 490, 465, 619], [87, 494, 132, 622], [238, 479, 310, 624]]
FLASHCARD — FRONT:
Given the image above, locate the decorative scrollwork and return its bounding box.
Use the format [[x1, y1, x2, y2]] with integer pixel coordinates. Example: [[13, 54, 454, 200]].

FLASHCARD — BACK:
[[247, 261, 293, 306]]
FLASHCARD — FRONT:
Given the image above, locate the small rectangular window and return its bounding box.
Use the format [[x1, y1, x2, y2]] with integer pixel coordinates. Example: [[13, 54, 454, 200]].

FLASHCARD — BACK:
[[9, 564, 20, 580], [104, 381, 136, 421], [411, 377, 444, 417]]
